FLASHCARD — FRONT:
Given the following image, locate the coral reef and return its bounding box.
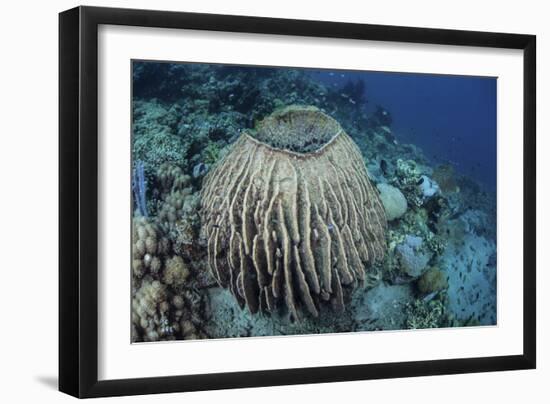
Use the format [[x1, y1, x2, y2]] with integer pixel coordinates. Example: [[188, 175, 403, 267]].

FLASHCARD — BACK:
[[130, 61, 497, 341], [201, 106, 387, 320]]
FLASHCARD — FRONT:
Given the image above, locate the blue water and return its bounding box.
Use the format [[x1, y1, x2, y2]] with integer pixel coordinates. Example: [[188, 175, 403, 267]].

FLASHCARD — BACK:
[[311, 70, 497, 189]]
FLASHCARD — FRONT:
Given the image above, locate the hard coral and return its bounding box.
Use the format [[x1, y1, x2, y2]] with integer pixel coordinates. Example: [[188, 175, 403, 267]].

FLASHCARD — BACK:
[[163, 256, 190, 287], [392, 159, 424, 207], [157, 189, 193, 225], [405, 299, 445, 329], [132, 217, 171, 278], [201, 106, 387, 320], [156, 163, 191, 197], [132, 279, 172, 341], [132, 100, 187, 174], [395, 235, 432, 278], [417, 267, 448, 294], [376, 183, 408, 221], [132, 277, 208, 342]]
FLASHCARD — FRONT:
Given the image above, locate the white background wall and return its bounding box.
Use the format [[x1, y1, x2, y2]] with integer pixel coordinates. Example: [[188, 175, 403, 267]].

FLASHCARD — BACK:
[[0, 0, 546, 402]]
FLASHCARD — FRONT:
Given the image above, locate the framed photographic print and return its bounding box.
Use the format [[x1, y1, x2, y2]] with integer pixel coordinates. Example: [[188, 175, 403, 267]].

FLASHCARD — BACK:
[[59, 6, 536, 398]]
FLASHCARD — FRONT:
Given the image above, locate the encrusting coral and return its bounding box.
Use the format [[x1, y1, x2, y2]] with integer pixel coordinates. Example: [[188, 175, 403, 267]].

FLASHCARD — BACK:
[[200, 105, 387, 320]]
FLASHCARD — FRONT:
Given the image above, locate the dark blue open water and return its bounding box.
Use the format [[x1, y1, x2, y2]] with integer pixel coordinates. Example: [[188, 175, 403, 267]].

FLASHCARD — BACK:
[[311, 70, 497, 190]]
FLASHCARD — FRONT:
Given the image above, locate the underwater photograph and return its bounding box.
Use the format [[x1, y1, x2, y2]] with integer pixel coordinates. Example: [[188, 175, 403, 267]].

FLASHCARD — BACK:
[[130, 60, 497, 343]]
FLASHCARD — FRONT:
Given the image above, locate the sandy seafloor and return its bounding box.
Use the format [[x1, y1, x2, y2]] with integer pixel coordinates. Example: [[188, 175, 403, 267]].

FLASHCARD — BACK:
[[130, 62, 497, 342]]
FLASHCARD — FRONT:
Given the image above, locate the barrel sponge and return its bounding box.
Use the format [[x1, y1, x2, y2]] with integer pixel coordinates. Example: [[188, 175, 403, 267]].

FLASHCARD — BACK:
[[200, 106, 387, 320]]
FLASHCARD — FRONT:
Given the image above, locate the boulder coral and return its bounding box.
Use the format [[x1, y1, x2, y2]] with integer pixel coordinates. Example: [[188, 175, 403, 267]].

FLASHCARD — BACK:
[[417, 267, 448, 294], [376, 183, 408, 221], [200, 105, 387, 320]]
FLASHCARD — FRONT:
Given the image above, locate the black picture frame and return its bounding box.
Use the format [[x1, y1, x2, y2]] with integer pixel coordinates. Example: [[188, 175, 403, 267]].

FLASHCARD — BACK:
[[59, 5, 536, 398]]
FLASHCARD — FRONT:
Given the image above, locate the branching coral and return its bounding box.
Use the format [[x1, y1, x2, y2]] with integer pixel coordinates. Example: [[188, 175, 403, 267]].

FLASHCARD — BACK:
[[200, 106, 387, 320]]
